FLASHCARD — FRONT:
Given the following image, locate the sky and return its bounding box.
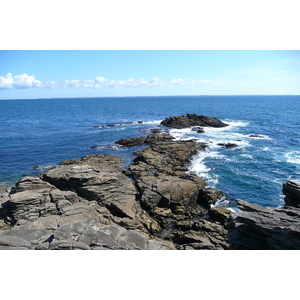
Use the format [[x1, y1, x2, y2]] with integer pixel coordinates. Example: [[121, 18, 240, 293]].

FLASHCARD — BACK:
[[0, 50, 300, 99]]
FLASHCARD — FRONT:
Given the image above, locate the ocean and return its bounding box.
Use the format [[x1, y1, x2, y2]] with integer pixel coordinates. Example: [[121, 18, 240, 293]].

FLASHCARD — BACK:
[[1, 95, 299, 209]]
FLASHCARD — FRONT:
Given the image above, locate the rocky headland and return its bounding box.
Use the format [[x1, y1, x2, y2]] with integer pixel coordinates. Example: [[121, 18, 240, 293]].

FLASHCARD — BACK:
[[0, 113, 299, 250]]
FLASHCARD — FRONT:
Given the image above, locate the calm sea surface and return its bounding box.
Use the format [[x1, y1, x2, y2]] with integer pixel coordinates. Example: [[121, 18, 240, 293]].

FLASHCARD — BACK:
[[1, 95, 299, 208]]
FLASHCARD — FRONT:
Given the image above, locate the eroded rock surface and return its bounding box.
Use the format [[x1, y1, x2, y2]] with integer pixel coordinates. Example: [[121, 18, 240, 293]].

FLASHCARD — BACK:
[[228, 190, 300, 250], [160, 113, 228, 129]]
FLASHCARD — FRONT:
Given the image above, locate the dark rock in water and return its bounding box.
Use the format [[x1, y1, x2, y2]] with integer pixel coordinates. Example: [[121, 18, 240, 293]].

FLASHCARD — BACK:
[[217, 143, 238, 149], [161, 113, 228, 129], [282, 181, 300, 208], [228, 199, 300, 250], [150, 128, 161, 133], [248, 134, 265, 138], [115, 136, 146, 147], [191, 127, 205, 133], [116, 133, 174, 147], [94, 124, 117, 129], [138, 121, 143, 124]]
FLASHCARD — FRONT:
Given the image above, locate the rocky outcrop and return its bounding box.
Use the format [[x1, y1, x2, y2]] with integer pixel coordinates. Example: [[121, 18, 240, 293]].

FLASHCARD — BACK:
[[122, 132, 230, 249], [0, 219, 170, 250], [0, 155, 175, 250], [115, 133, 174, 147], [228, 181, 300, 249], [282, 181, 300, 208], [160, 113, 228, 129], [0, 129, 231, 250]]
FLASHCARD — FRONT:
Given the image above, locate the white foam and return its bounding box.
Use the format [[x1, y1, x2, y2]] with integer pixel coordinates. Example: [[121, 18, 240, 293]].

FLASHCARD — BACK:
[[189, 150, 225, 187], [224, 120, 249, 128], [285, 151, 300, 164], [240, 154, 253, 159], [211, 198, 239, 212], [141, 120, 162, 125], [248, 134, 272, 140]]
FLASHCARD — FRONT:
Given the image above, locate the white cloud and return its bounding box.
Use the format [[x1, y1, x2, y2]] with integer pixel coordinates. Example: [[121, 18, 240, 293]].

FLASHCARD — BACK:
[[0, 73, 42, 89], [0, 73, 216, 90], [170, 78, 212, 86], [95, 77, 107, 83]]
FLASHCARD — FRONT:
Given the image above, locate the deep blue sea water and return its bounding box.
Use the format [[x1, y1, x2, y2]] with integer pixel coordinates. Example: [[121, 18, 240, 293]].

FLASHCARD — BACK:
[[1, 95, 299, 209]]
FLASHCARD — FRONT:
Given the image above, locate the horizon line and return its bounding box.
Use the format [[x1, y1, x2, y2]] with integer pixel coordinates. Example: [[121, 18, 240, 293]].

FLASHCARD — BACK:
[[0, 94, 300, 100]]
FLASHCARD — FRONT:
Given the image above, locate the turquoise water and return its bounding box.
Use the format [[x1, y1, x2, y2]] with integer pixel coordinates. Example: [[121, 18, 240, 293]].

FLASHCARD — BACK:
[[0, 95, 299, 208]]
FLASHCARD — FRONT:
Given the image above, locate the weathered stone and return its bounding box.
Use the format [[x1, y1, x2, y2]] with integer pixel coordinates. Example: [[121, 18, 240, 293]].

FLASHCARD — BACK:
[[282, 181, 300, 208], [197, 188, 224, 209], [41, 156, 138, 219], [12, 176, 53, 193], [208, 207, 232, 224], [115, 136, 147, 147], [161, 113, 228, 129], [228, 199, 300, 250]]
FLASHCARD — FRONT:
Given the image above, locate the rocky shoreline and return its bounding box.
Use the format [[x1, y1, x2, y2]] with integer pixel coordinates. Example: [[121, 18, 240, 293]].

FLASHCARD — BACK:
[[0, 114, 299, 250]]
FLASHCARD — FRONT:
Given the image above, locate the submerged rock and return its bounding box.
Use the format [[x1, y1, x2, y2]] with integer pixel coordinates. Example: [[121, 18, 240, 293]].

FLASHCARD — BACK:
[[160, 113, 228, 129]]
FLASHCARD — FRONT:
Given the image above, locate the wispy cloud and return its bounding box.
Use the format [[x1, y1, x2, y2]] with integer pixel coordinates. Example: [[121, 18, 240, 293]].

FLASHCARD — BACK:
[[0, 73, 223, 90], [170, 78, 212, 86], [238, 82, 264, 86]]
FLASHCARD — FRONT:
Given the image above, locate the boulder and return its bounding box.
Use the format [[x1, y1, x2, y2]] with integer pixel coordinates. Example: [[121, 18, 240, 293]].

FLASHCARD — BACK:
[[208, 207, 232, 224], [197, 188, 224, 209], [41, 155, 138, 219], [161, 113, 228, 129]]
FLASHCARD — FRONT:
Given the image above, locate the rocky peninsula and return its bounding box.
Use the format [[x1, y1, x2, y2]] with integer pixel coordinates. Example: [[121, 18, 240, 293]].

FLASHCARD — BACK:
[[0, 114, 299, 250]]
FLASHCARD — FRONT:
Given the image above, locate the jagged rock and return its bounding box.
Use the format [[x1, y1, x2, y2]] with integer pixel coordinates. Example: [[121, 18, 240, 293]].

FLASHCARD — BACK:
[[115, 136, 147, 147], [228, 199, 300, 250], [217, 143, 238, 149], [0, 219, 173, 250], [197, 188, 224, 209], [116, 133, 174, 147], [191, 127, 205, 133], [41, 156, 138, 219], [248, 134, 265, 138], [12, 176, 53, 193], [161, 113, 228, 129], [208, 207, 232, 224], [130, 140, 207, 178], [282, 181, 300, 208]]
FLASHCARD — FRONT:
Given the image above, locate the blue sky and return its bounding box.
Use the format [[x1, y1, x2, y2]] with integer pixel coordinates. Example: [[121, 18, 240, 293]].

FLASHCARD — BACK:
[[0, 50, 299, 99]]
